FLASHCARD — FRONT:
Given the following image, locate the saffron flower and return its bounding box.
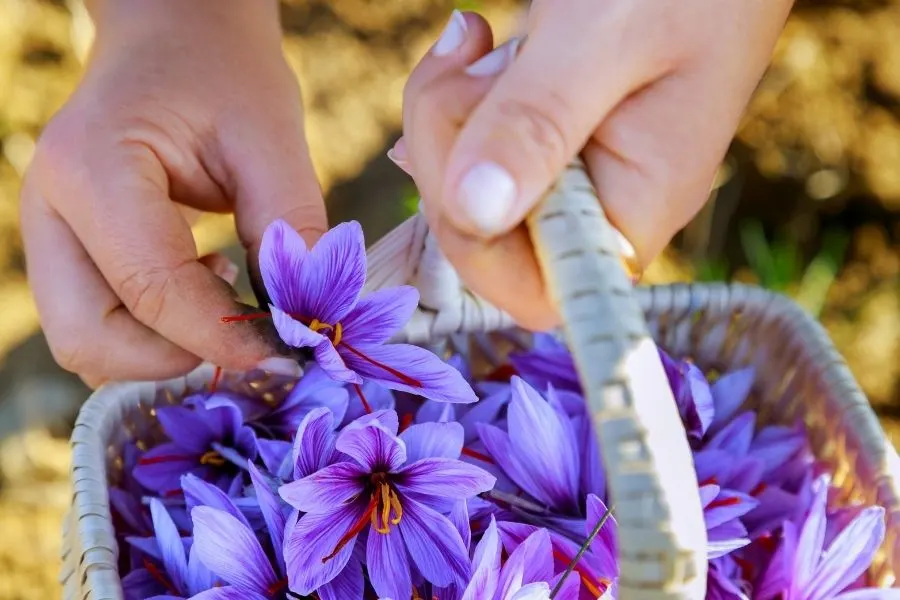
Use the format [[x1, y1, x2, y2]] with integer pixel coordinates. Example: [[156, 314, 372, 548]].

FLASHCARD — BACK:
[[121, 499, 218, 600], [259, 219, 476, 404], [279, 410, 496, 599], [660, 349, 715, 442], [755, 475, 897, 600], [700, 482, 759, 558], [133, 397, 258, 495], [508, 333, 580, 393], [461, 517, 581, 600]]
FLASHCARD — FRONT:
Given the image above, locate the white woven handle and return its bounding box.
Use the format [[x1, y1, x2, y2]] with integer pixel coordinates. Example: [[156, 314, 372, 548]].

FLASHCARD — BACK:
[[366, 160, 708, 599]]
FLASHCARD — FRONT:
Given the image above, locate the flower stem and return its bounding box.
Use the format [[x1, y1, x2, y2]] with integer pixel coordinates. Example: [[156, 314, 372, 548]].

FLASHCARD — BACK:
[[481, 489, 550, 515], [549, 503, 614, 599]]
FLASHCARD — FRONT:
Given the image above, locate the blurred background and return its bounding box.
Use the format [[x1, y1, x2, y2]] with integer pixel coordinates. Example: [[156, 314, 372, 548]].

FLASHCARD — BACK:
[[0, 0, 898, 597]]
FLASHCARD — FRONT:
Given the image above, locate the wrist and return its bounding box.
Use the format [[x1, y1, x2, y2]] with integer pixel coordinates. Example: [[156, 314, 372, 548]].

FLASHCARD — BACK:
[[88, 0, 283, 54]]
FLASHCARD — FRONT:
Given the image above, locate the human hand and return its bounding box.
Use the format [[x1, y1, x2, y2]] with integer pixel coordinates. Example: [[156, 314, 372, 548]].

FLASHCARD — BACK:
[[20, 0, 324, 387], [397, 3, 793, 330]]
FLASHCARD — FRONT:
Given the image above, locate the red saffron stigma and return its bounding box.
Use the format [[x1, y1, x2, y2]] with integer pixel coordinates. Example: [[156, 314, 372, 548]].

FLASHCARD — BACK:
[[353, 384, 373, 414], [138, 454, 190, 466], [750, 482, 768, 496], [758, 532, 778, 552], [461, 447, 495, 464], [551, 549, 608, 597], [210, 366, 222, 392], [399, 412, 414, 433], [143, 559, 179, 595], [220, 312, 272, 323], [706, 495, 742, 510], [485, 364, 518, 382], [733, 556, 755, 581], [699, 476, 719, 487], [322, 493, 379, 563], [341, 342, 423, 388], [162, 489, 185, 498]]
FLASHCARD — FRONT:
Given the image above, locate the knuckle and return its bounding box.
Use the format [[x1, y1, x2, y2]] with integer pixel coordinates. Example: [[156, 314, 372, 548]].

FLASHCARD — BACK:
[[47, 333, 94, 375], [116, 266, 176, 329], [495, 94, 571, 171]]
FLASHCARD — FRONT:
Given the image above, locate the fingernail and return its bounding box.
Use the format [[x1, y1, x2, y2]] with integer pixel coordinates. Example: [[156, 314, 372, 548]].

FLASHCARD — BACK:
[[217, 261, 240, 286], [612, 228, 643, 283], [613, 228, 637, 260], [433, 10, 468, 57], [255, 357, 301, 377], [456, 162, 517, 235], [387, 138, 412, 175], [465, 38, 520, 77]]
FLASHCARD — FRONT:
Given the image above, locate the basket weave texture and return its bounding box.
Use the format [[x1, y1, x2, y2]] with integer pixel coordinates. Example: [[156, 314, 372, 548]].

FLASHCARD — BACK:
[[61, 163, 900, 600]]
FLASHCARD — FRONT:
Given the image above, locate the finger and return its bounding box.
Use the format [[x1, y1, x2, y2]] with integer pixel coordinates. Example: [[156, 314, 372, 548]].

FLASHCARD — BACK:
[[45, 141, 278, 371], [198, 252, 239, 287], [404, 53, 554, 330], [583, 65, 751, 265], [439, 0, 667, 238], [20, 185, 202, 382]]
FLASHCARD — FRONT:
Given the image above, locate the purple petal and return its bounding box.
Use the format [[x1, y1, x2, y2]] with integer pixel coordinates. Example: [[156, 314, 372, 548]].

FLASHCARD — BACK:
[[586, 494, 618, 566], [314, 340, 362, 384], [336, 421, 407, 472], [707, 412, 756, 456], [110, 487, 150, 535], [122, 569, 165, 600], [416, 400, 457, 426], [704, 490, 758, 529], [248, 463, 288, 574], [507, 377, 580, 512], [259, 219, 308, 313], [301, 221, 366, 324], [186, 544, 217, 595], [462, 517, 501, 600], [576, 415, 606, 500], [450, 500, 472, 551], [477, 424, 544, 501], [399, 496, 471, 587], [511, 582, 553, 600], [400, 422, 464, 462], [292, 407, 338, 480], [343, 382, 395, 425], [796, 477, 830, 585], [547, 575, 580, 600], [710, 368, 755, 431], [340, 342, 478, 404], [190, 587, 269, 600], [498, 528, 554, 599], [367, 527, 412, 600], [509, 334, 580, 393], [256, 439, 292, 479], [279, 373, 350, 432], [318, 556, 365, 600], [807, 506, 886, 599], [280, 462, 366, 513], [148, 499, 188, 594], [181, 474, 251, 531], [133, 443, 197, 494], [156, 406, 215, 454], [284, 498, 368, 594], [270, 304, 325, 349], [191, 507, 278, 595], [342, 286, 419, 345], [396, 457, 495, 502], [837, 591, 900, 600], [458, 391, 510, 443]]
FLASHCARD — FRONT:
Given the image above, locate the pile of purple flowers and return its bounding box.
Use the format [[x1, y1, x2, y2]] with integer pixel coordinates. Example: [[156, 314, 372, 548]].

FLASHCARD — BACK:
[[114, 220, 896, 600]]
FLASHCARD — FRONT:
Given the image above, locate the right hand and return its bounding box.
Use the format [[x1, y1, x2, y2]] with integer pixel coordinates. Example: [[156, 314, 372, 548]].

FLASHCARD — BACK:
[[20, 0, 325, 387]]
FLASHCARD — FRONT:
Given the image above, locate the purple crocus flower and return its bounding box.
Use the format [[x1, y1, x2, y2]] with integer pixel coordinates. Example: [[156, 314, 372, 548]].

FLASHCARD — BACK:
[[259, 219, 476, 404], [461, 517, 581, 600], [133, 396, 258, 495], [477, 377, 585, 515], [508, 333, 580, 393], [221, 364, 349, 439], [278, 409, 496, 599], [659, 349, 715, 443], [755, 475, 898, 600], [121, 499, 218, 600], [700, 482, 759, 558]]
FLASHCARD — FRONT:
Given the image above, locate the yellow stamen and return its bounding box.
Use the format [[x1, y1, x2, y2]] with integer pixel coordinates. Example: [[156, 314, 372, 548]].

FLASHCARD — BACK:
[[199, 450, 225, 466], [369, 483, 403, 534], [309, 319, 343, 346], [332, 322, 343, 346], [389, 490, 403, 525], [380, 484, 392, 532]]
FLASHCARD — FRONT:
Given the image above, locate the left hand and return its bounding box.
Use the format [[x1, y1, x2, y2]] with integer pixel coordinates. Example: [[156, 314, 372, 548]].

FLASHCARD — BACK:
[[397, 2, 793, 330]]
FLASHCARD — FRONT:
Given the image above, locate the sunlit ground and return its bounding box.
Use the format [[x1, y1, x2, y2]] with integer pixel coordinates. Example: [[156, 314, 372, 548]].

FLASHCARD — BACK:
[[0, 0, 898, 597]]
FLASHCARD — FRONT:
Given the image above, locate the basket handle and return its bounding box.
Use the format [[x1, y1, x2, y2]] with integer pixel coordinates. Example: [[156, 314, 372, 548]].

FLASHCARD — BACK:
[[366, 159, 708, 598]]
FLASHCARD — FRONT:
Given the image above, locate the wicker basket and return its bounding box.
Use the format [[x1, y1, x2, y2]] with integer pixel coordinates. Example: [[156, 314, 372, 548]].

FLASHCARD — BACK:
[[61, 162, 900, 600]]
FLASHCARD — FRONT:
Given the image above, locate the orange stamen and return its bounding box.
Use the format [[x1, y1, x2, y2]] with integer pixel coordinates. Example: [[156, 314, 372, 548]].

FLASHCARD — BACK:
[[341, 342, 423, 388], [461, 447, 495, 464], [143, 558, 178, 595], [322, 493, 378, 563], [353, 384, 372, 414]]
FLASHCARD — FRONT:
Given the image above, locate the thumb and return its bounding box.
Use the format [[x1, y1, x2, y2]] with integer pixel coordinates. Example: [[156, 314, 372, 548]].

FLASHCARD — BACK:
[[439, 5, 658, 239], [219, 107, 329, 306]]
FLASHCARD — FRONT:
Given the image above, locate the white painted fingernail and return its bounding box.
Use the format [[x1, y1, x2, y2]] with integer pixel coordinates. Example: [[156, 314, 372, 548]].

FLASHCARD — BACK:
[[255, 357, 301, 377], [613, 228, 637, 260], [465, 38, 520, 77], [457, 162, 517, 235], [433, 10, 468, 57]]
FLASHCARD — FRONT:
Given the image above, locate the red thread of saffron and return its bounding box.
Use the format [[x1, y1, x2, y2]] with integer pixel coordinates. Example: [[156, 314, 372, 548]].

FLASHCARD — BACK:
[[399, 413, 414, 433], [266, 578, 288, 596], [706, 495, 742, 510], [353, 384, 373, 414], [322, 493, 379, 563], [210, 366, 223, 392], [485, 364, 518, 382], [700, 476, 719, 487], [220, 313, 271, 323], [341, 342, 423, 388], [750, 482, 768, 496], [143, 559, 179, 595], [461, 447, 495, 464], [733, 555, 755, 581], [137, 454, 191, 466]]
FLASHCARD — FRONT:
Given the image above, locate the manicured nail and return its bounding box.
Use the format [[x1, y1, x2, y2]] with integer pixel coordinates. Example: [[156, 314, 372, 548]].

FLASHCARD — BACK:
[[387, 138, 412, 175], [612, 228, 642, 283], [217, 260, 240, 286], [456, 162, 517, 235], [465, 38, 520, 77], [433, 10, 468, 57], [255, 357, 301, 377]]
